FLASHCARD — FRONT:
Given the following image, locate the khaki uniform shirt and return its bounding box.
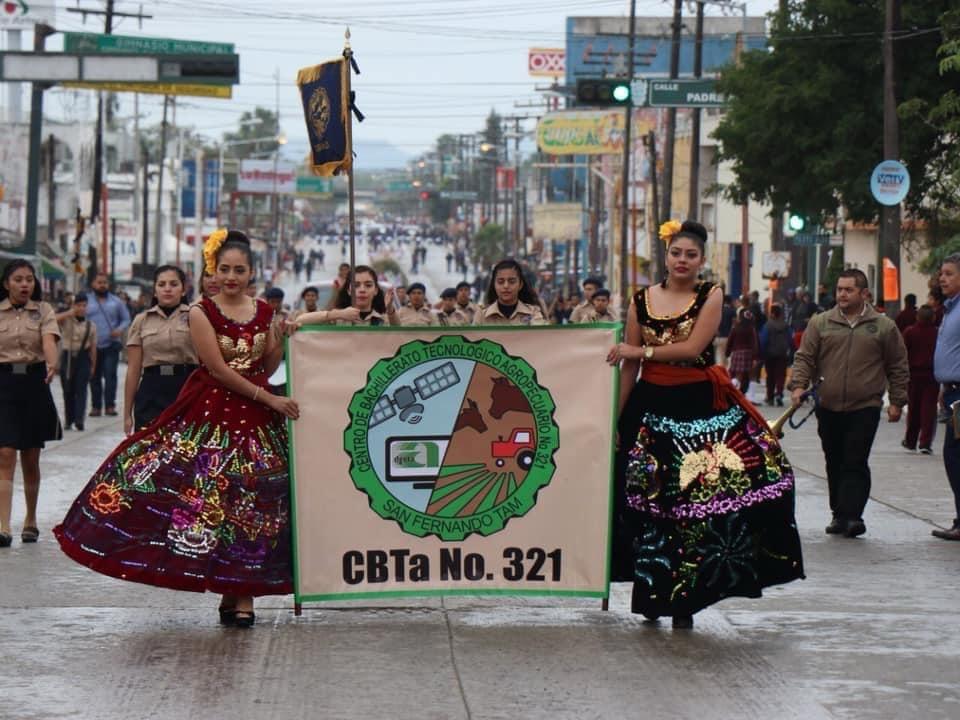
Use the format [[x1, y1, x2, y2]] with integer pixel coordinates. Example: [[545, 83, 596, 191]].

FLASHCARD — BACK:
[[569, 301, 592, 324], [474, 301, 546, 326], [398, 305, 438, 327], [579, 308, 618, 323], [437, 307, 470, 327], [334, 309, 399, 327], [0, 299, 60, 363], [456, 301, 478, 324], [126, 304, 198, 366], [59, 316, 97, 353]]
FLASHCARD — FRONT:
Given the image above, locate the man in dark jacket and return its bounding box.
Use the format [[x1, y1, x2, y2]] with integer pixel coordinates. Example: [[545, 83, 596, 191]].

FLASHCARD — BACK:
[[789, 269, 909, 539], [762, 304, 791, 406]]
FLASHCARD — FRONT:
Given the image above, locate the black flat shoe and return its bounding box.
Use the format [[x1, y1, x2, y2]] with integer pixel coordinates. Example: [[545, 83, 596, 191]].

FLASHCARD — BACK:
[[672, 615, 694, 629], [233, 611, 255, 628], [218, 607, 237, 626], [21, 526, 39, 543], [0, 532, 12, 548]]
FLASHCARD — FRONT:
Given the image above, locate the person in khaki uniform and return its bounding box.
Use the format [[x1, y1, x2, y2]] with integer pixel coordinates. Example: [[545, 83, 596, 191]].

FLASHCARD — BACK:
[[569, 276, 603, 324], [789, 268, 909, 539], [292, 265, 400, 327], [455, 281, 478, 324], [56, 295, 97, 431], [437, 287, 469, 326], [474, 259, 546, 326], [0, 260, 62, 548], [579, 288, 618, 323], [123, 266, 199, 434], [289, 286, 320, 323], [397, 282, 437, 326]]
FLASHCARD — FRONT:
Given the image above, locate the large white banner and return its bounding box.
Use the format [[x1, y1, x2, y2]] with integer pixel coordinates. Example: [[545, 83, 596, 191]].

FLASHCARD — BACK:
[[237, 159, 296, 194]]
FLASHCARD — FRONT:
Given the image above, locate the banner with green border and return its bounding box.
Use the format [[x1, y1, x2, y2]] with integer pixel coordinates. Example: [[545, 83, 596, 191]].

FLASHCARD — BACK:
[[287, 325, 620, 603]]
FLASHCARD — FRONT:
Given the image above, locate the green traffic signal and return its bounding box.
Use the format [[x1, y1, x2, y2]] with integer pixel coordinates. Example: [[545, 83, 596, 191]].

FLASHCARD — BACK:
[[788, 214, 805, 232], [576, 78, 632, 107]]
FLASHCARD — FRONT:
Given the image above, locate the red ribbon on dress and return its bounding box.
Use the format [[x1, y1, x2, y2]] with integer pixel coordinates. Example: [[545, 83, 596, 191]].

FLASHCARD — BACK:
[[640, 361, 771, 431]]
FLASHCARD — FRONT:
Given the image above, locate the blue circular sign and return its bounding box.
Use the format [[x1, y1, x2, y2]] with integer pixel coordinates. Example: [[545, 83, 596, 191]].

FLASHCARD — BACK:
[[870, 160, 910, 206]]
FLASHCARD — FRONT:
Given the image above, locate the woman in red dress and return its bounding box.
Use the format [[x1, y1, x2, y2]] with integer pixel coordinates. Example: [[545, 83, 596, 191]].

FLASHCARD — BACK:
[[55, 230, 299, 628]]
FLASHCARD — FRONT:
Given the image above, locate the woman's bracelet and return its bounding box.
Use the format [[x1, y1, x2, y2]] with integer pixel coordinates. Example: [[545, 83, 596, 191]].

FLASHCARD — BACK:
[[253, 387, 261, 403]]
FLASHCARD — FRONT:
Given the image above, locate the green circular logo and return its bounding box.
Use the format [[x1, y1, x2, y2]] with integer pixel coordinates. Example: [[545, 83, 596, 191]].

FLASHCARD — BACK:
[[344, 336, 559, 541]]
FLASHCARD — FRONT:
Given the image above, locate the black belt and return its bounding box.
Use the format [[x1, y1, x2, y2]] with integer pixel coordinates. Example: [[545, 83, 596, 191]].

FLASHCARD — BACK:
[[143, 364, 197, 377], [0, 361, 45, 376]]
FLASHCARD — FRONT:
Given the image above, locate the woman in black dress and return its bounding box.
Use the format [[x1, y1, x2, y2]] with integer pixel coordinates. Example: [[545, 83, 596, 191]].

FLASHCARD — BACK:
[[607, 220, 804, 628]]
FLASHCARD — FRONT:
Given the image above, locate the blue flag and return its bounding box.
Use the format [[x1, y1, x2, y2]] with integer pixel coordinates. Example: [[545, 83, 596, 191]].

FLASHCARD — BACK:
[[297, 58, 350, 177]]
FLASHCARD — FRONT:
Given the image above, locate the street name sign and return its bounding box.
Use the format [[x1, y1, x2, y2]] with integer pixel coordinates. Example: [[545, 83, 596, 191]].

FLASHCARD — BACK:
[[791, 233, 831, 247], [296, 176, 333, 195], [61, 32, 235, 99], [439, 191, 479, 201], [647, 78, 725, 108], [0, 51, 238, 88]]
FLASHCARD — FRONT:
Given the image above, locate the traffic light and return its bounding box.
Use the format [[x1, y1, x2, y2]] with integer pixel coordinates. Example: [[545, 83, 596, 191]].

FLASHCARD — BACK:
[[576, 78, 631, 106], [419, 190, 434, 201], [784, 211, 806, 236]]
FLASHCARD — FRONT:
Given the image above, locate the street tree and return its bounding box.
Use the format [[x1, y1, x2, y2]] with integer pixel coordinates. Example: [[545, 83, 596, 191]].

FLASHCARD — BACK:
[[471, 222, 507, 270], [900, 8, 960, 243], [222, 107, 282, 159], [713, 0, 956, 238]]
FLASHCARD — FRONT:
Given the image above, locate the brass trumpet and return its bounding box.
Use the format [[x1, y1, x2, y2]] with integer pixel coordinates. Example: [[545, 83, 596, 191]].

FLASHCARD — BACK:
[[767, 378, 822, 439]]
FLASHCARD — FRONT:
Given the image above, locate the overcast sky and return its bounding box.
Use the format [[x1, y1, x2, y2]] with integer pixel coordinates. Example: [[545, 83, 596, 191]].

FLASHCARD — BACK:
[[12, 0, 778, 158]]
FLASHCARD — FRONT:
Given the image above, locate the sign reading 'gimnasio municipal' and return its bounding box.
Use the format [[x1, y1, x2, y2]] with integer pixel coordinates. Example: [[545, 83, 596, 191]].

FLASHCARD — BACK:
[[288, 326, 618, 602]]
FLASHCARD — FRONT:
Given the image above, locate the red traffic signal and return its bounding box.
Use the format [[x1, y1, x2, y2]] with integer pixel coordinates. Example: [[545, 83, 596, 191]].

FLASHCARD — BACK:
[[420, 190, 436, 201]]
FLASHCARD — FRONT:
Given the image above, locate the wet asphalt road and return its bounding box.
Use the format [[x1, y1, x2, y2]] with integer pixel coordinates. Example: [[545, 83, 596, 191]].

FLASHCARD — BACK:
[[1, 391, 958, 720]]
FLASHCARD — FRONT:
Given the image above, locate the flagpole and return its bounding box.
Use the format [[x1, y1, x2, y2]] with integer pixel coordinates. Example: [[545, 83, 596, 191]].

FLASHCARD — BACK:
[[344, 28, 357, 302]]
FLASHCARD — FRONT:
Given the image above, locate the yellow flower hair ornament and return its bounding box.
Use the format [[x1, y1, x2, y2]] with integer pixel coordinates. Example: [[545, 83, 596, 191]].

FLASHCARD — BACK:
[[658, 219, 683, 246], [203, 228, 229, 275]]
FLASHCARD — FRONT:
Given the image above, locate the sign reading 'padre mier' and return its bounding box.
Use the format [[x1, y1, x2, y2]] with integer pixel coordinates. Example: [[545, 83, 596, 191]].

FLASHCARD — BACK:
[[289, 327, 617, 603]]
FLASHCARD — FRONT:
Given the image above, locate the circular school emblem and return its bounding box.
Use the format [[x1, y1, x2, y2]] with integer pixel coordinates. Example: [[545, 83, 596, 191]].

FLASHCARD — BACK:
[[308, 86, 331, 138], [344, 336, 559, 541]]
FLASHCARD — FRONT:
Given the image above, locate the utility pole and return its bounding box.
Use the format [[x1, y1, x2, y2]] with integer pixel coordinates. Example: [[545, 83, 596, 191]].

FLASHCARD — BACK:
[[879, 0, 901, 312], [46, 134, 55, 248], [619, 0, 637, 318], [688, 1, 705, 222], [22, 22, 55, 258], [153, 95, 169, 265], [659, 0, 683, 273], [66, 1, 151, 223], [513, 117, 521, 256], [643, 131, 660, 256], [140, 143, 150, 265]]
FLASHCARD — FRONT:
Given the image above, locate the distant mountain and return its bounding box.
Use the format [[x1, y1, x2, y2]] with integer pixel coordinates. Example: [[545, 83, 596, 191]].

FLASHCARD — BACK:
[[282, 138, 409, 170]]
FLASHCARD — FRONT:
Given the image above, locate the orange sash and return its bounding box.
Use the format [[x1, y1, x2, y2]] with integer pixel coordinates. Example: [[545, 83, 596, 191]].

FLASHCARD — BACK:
[[640, 361, 770, 431]]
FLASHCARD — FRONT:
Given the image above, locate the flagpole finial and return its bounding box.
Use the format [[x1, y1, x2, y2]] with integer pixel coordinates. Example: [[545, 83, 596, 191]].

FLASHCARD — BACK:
[[344, 27, 351, 51]]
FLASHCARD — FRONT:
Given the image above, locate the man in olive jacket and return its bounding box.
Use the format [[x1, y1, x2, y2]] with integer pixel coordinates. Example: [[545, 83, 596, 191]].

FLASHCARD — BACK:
[[789, 269, 909, 538]]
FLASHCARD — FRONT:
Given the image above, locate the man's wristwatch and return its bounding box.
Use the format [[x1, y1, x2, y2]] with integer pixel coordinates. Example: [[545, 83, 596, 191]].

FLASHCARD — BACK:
[[643, 346, 655, 360]]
